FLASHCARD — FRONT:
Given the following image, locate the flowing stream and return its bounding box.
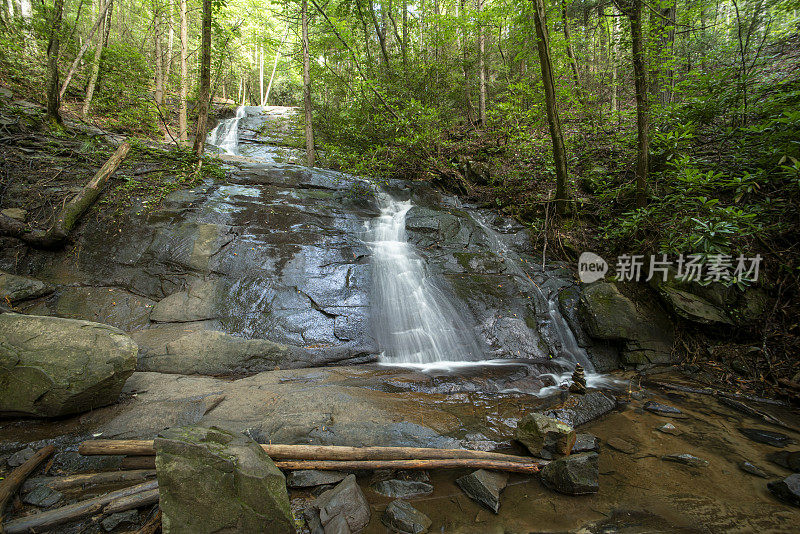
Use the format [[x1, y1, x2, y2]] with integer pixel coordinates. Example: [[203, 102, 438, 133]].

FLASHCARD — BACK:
[[207, 105, 246, 154], [364, 193, 484, 364]]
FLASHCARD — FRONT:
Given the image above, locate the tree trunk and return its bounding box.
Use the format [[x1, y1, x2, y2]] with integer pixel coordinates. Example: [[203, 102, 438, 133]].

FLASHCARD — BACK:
[[369, 0, 390, 66], [610, 6, 618, 120], [272, 458, 543, 474], [477, 0, 486, 125], [533, 0, 569, 213], [58, 0, 113, 101], [561, 0, 583, 101], [178, 0, 188, 144], [45, 0, 65, 125], [265, 28, 289, 105], [302, 0, 315, 167], [81, 0, 108, 117], [627, 0, 649, 206], [459, 0, 474, 125], [154, 0, 164, 106], [258, 44, 264, 106], [191, 0, 211, 156]]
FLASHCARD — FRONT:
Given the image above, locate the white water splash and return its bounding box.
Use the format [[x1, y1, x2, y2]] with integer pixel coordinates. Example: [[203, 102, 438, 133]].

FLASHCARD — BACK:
[[207, 105, 246, 154], [365, 193, 484, 364]]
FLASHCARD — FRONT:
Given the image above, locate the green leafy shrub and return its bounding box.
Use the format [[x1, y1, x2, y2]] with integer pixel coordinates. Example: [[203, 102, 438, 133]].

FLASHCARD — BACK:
[[94, 43, 158, 135]]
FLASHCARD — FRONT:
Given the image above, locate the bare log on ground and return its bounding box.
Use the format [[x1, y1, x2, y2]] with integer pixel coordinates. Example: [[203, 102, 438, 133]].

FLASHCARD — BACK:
[[21, 470, 156, 493], [273, 459, 544, 474], [0, 445, 56, 526], [103, 488, 159, 515], [134, 509, 161, 534], [79, 440, 536, 464], [0, 140, 131, 249], [1, 480, 157, 534], [120, 457, 157, 470]]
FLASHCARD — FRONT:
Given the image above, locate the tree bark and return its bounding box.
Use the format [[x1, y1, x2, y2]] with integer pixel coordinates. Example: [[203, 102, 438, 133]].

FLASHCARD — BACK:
[[58, 0, 113, 101], [273, 458, 544, 474], [477, 0, 486, 125], [21, 470, 156, 494], [0, 141, 131, 248], [533, 0, 569, 213], [178, 0, 189, 144], [191, 0, 212, 156], [302, 0, 316, 167], [0, 445, 55, 525], [459, 0, 474, 125], [626, 0, 649, 207], [154, 0, 164, 106], [81, 0, 109, 117], [45, 0, 65, 125], [265, 28, 289, 105], [561, 0, 583, 101]]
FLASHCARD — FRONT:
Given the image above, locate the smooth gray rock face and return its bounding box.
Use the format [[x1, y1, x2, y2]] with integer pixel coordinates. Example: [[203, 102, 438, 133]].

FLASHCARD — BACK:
[[0, 313, 137, 417], [662, 454, 709, 468], [22, 485, 62, 507], [150, 279, 219, 323], [768, 474, 800, 507], [306, 474, 370, 534], [572, 433, 600, 453], [101, 510, 139, 531], [539, 452, 599, 495], [8, 446, 35, 467], [739, 428, 793, 448], [382, 500, 432, 534], [287, 470, 349, 488], [643, 401, 686, 418], [154, 426, 294, 534], [456, 469, 509, 513], [542, 392, 617, 428], [515, 413, 576, 457], [371, 479, 434, 498], [0, 271, 53, 302]]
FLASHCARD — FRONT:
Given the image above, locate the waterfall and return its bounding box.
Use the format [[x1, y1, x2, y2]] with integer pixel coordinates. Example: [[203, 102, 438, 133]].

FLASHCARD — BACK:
[[207, 105, 246, 155], [365, 193, 484, 364]]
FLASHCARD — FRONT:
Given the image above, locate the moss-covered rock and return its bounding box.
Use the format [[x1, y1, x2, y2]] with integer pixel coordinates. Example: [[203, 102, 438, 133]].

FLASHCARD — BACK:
[[515, 413, 576, 457], [155, 426, 294, 534], [0, 313, 137, 417]]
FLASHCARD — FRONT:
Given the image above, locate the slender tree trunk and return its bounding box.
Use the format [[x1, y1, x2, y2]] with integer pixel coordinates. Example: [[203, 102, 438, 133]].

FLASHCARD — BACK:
[[561, 0, 583, 101], [625, 0, 649, 206], [46, 0, 65, 125], [477, 0, 486, 125], [459, 0, 474, 124], [191, 0, 211, 156], [81, 0, 108, 117], [259, 44, 264, 106], [302, 0, 315, 167], [533, 0, 569, 212], [166, 5, 174, 77], [370, 0, 390, 66], [610, 7, 618, 120], [154, 0, 164, 106], [402, 0, 408, 67], [59, 0, 112, 101], [265, 28, 289, 105], [178, 0, 188, 144]]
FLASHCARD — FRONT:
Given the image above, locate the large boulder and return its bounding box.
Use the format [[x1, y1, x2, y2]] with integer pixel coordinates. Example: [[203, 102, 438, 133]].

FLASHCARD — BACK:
[[304, 474, 370, 533], [579, 282, 674, 365], [541, 391, 617, 428], [455, 469, 508, 513], [0, 313, 137, 417], [515, 413, 576, 457], [155, 426, 294, 534], [767, 474, 800, 507], [539, 452, 599, 495]]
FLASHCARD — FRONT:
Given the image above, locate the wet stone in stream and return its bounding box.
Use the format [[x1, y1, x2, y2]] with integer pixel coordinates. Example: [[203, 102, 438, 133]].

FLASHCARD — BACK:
[[456, 469, 509, 513], [539, 452, 600, 495], [739, 427, 794, 448], [768, 451, 800, 472], [571, 433, 600, 453], [371, 479, 434, 499], [740, 461, 770, 478], [662, 453, 709, 468], [767, 474, 800, 507], [381, 500, 432, 534], [643, 401, 687, 418]]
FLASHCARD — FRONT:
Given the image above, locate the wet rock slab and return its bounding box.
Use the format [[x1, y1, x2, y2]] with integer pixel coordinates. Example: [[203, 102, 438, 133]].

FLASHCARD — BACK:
[[456, 469, 508, 513], [571, 433, 600, 453], [287, 470, 349, 488], [643, 401, 687, 418], [539, 452, 599, 495], [305, 474, 371, 533], [739, 428, 794, 448], [382, 500, 432, 534], [541, 391, 617, 428], [767, 474, 800, 507], [371, 479, 434, 498], [768, 451, 800, 472]]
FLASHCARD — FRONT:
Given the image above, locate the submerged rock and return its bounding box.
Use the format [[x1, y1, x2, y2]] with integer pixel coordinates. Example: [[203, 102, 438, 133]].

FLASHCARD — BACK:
[[739, 428, 793, 448], [606, 437, 636, 454], [0, 313, 137, 417], [542, 391, 617, 428], [0, 271, 53, 302], [305, 474, 371, 534], [656, 423, 682, 436], [767, 451, 800, 472], [643, 401, 686, 418], [740, 461, 769, 478], [768, 474, 800, 507], [539, 452, 599, 495], [456, 469, 509, 513], [101, 510, 139, 531], [371, 479, 433, 499], [155, 426, 294, 534], [381, 500, 432, 534], [515, 413, 576, 457], [287, 470, 349, 488], [662, 454, 709, 468], [7, 446, 35, 467]]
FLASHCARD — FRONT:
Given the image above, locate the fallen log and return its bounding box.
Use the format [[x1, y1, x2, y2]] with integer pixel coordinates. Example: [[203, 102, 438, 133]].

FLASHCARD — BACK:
[[0, 445, 55, 528], [103, 488, 159, 515], [135, 509, 161, 534], [121, 456, 158, 470], [79, 440, 536, 464], [21, 470, 156, 493], [0, 140, 131, 249], [0, 480, 157, 534], [648, 380, 789, 406], [273, 459, 544, 474]]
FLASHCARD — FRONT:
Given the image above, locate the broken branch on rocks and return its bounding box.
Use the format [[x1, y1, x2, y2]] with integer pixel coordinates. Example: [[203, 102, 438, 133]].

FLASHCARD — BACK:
[[272, 459, 544, 474], [0, 445, 55, 526], [21, 470, 156, 493]]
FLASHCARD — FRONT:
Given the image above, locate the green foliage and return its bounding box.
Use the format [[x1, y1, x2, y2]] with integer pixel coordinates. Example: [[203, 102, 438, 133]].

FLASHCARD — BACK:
[[94, 43, 158, 135]]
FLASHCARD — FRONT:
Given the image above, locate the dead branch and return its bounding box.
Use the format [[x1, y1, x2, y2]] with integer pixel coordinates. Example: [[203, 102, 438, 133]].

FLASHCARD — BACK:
[[0, 445, 55, 526], [21, 470, 156, 493]]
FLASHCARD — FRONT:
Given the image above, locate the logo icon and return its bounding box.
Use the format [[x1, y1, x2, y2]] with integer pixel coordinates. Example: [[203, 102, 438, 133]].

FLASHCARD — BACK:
[[578, 252, 608, 283]]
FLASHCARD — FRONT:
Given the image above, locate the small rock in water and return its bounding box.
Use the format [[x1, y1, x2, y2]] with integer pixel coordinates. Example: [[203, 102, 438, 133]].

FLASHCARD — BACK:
[[306, 474, 371, 533], [767, 451, 800, 472], [767, 474, 800, 507], [539, 452, 599, 495], [101, 510, 139, 531], [572, 433, 600, 453], [662, 453, 709, 468], [8, 447, 35, 467], [740, 461, 769, 478], [739, 428, 794, 448], [371, 479, 434, 498], [286, 470, 349, 488], [456, 469, 509, 513], [644, 401, 687, 418], [657, 423, 682, 436], [381, 500, 432, 534], [22, 485, 63, 507], [568, 364, 587, 394], [515, 413, 576, 457], [606, 437, 636, 454]]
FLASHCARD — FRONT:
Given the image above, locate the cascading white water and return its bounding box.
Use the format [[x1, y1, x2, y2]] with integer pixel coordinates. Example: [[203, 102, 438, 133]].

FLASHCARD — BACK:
[[365, 193, 484, 364], [207, 105, 246, 155]]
